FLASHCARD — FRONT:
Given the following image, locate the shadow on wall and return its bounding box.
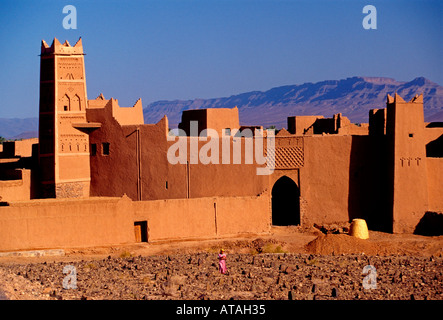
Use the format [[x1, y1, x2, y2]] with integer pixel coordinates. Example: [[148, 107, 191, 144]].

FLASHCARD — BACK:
[[414, 212, 443, 236], [348, 136, 392, 232], [426, 135, 443, 158]]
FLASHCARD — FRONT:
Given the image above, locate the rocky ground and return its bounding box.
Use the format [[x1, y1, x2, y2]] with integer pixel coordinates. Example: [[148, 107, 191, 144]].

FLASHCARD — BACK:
[[0, 226, 442, 300]]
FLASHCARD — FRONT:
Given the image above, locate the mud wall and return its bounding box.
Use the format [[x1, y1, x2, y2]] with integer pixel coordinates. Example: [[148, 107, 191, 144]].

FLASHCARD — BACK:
[[133, 194, 270, 241], [0, 194, 270, 252], [0, 169, 31, 202], [299, 135, 389, 230], [0, 197, 134, 252]]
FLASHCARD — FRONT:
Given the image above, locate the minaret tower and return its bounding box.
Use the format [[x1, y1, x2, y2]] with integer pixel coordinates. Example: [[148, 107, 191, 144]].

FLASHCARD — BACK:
[[38, 38, 91, 198]]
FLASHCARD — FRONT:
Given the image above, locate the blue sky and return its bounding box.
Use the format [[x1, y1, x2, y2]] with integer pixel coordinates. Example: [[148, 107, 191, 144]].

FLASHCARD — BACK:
[[0, 0, 441, 118]]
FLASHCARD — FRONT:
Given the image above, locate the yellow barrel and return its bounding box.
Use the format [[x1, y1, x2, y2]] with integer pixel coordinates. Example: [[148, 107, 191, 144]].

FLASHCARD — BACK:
[[349, 219, 369, 239]]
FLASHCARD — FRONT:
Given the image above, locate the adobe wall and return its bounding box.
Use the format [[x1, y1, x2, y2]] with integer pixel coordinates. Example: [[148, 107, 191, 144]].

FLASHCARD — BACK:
[[133, 194, 270, 241], [300, 136, 353, 225], [1, 138, 38, 158], [0, 194, 270, 252], [88, 105, 269, 201], [110, 98, 144, 126], [427, 158, 443, 212], [0, 197, 134, 252], [300, 135, 389, 230], [287, 116, 323, 135], [206, 107, 240, 136], [0, 169, 31, 202], [179, 108, 240, 137]]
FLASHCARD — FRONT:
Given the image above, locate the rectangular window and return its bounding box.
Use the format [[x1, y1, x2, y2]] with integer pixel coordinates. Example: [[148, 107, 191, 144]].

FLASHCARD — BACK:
[[91, 143, 97, 156], [409, 133, 414, 138], [102, 142, 110, 155]]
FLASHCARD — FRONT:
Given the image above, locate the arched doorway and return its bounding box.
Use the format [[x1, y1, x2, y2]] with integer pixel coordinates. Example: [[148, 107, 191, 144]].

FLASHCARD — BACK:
[[271, 176, 300, 226]]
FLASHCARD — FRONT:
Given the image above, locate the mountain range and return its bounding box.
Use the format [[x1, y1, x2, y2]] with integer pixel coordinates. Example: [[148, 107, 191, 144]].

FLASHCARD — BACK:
[[143, 76, 443, 129], [1, 76, 441, 139]]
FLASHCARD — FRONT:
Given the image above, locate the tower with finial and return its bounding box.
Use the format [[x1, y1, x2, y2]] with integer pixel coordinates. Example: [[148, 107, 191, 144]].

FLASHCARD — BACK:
[[38, 37, 91, 198]]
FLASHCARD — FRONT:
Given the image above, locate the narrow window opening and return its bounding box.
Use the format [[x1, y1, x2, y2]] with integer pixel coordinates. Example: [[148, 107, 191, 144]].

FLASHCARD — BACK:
[[102, 142, 110, 155]]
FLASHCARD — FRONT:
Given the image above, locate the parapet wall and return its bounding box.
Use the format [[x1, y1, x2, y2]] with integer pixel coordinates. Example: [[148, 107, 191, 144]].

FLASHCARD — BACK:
[[133, 194, 270, 241], [0, 197, 134, 252], [0, 194, 271, 252]]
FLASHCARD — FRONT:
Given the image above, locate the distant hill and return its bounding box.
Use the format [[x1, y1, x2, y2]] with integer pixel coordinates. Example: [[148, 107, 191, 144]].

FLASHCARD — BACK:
[[143, 76, 443, 129], [0, 118, 38, 140]]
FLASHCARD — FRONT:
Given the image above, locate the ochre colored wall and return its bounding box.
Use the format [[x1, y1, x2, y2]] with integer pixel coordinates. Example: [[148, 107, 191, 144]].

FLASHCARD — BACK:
[[299, 134, 389, 229], [0, 197, 134, 252], [0, 194, 270, 252], [1, 139, 38, 158], [179, 108, 240, 137], [133, 198, 216, 240], [300, 136, 353, 225], [0, 169, 31, 202], [287, 116, 323, 135], [213, 194, 270, 236], [88, 104, 269, 201], [133, 194, 270, 241]]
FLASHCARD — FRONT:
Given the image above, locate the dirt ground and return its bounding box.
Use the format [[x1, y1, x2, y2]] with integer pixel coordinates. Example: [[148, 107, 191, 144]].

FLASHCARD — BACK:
[[0, 225, 442, 300]]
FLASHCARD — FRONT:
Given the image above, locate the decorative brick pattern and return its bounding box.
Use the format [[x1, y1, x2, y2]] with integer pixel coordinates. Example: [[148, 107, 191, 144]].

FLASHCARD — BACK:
[[56, 182, 84, 198], [266, 146, 304, 169]]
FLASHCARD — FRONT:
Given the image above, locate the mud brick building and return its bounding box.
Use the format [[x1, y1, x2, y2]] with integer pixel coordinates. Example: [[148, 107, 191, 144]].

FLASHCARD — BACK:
[[0, 38, 442, 252]]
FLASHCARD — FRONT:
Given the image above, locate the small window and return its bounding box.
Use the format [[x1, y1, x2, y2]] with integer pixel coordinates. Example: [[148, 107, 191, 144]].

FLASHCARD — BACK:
[[64, 105, 68, 111], [91, 143, 97, 156], [409, 133, 414, 138], [165, 181, 168, 189], [102, 142, 110, 155]]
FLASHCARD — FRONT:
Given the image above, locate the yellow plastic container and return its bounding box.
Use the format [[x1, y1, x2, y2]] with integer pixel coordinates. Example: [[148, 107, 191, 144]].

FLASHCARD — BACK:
[[349, 219, 369, 239]]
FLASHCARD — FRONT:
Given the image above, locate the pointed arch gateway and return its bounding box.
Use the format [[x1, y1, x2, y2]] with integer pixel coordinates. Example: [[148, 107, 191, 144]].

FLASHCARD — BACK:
[[271, 176, 300, 226]]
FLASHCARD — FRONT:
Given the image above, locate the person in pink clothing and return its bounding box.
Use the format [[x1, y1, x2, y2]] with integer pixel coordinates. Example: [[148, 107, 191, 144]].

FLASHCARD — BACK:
[[218, 249, 227, 274]]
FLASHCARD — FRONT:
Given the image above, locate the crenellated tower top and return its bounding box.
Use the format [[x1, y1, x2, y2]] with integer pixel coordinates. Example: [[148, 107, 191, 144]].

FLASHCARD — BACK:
[[41, 37, 84, 55]]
